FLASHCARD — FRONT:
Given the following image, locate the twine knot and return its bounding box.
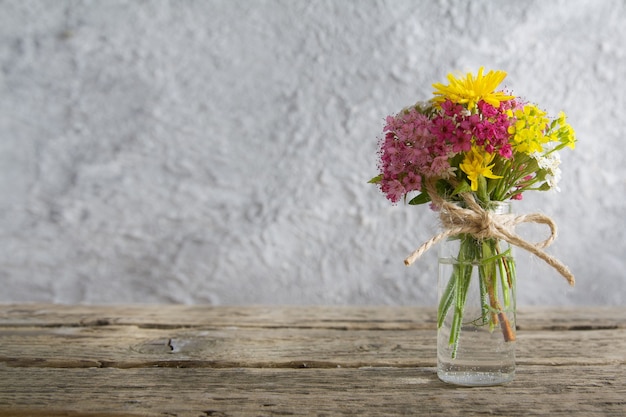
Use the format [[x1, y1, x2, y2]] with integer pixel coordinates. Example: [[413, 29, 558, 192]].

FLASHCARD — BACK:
[[403, 185, 575, 286]]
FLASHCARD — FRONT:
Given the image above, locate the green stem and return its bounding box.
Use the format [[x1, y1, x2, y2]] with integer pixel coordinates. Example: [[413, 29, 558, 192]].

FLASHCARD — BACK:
[[481, 239, 499, 332], [448, 235, 476, 358], [437, 272, 457, 329], [439, 234, 517, 359]]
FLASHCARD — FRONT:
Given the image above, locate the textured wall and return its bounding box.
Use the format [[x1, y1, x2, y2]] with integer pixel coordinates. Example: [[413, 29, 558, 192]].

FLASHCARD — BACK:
[[1, 0, 624, 306]]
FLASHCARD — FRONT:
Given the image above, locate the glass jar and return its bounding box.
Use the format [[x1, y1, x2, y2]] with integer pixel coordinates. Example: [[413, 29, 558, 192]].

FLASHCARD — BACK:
[[436, 202, 516, 386]]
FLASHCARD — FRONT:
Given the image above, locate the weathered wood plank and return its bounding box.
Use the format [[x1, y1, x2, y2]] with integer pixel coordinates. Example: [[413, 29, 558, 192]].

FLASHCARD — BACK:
[[0, 326, 624, 369], [0, 304, 433, 330], [1, 304, 624, 330], [0, 366, 624, 417], [1, 305, 624, 416]]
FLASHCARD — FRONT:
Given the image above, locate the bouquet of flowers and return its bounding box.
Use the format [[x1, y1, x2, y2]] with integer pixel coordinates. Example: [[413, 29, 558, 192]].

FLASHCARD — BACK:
[[370, 67, 576, 357]]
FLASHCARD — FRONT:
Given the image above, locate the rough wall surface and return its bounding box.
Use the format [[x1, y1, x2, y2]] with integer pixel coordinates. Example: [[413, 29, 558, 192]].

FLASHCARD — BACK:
[[1, 0, 624, 306]]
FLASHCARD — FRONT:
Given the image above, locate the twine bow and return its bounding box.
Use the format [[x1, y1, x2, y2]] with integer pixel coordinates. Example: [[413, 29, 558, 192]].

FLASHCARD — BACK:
[[404, 183, 575, 286]]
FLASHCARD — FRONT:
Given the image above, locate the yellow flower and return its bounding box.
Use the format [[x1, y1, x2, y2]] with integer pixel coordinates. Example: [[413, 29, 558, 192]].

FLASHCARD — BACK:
[[507, 104, 552, 154], [555, 111, 576, 149], [460, 147, 503, 191], [432, 67, 515, 110]]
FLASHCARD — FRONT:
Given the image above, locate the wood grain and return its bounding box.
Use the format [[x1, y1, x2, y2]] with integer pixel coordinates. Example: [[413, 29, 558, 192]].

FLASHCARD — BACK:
[[0, 304, 624, 416], [0, 366, 624, 417], [1, 304, 624, 330]]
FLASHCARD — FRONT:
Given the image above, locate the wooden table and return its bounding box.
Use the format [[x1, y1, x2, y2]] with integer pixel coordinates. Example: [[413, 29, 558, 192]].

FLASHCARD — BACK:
[[0, 304, 624, 416]]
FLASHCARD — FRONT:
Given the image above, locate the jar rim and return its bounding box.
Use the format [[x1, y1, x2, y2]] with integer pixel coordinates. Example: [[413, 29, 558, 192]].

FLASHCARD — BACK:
[[447, 200, 511, 213]]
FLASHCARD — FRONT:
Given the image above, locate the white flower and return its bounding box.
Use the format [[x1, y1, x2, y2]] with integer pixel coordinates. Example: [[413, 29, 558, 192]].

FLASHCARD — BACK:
[[532, 151, 562, 191], [547, 167, 562, 191], [533, 151, 561, 174]]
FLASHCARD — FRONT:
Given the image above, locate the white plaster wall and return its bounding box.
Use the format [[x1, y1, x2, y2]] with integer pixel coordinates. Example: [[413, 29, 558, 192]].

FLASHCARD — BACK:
[[1, 0, 624, 306]]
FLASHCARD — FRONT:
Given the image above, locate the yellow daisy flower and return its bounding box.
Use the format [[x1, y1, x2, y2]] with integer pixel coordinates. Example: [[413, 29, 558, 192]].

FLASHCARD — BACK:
[[459, 146, 503, 191], [432, 67, 515, 110]]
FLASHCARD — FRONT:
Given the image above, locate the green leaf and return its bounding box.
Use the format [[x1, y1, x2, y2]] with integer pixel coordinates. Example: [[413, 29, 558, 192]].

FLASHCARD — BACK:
[[487, 176, 499, 195], [452, 180, 472, 196], [436, 179, 452, 197], [538, 182, 552, 191], [477, 175, 489, 204], [368, 175, 382, 184], [535, 169, 547, 181], [408, 192, 431, 205]]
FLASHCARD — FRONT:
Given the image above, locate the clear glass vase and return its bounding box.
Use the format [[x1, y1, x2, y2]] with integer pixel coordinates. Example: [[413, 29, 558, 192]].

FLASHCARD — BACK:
[[436, 202, 516, 386]]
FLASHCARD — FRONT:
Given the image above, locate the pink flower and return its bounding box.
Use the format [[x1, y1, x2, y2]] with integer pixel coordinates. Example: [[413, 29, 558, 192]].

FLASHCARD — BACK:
[[499, 143, 513, 159], [429, 156, 452, 177], [441, 99, 465, 117], [431, 116, 456, 141], [377, 107, 444, 203], [477, 100, 498, 118], [469, 100, 513, 156], [402, 172, 422, 193], [381, 179, 405, 203]]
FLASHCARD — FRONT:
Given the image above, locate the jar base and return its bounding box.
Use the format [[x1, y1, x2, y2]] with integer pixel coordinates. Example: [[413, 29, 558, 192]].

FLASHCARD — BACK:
[[437, 367, 515, 386]]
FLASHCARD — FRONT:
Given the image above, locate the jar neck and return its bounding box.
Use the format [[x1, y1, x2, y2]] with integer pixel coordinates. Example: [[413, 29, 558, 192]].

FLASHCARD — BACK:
[[447, 200, 512, 215], [485, 201, 511, 215]]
